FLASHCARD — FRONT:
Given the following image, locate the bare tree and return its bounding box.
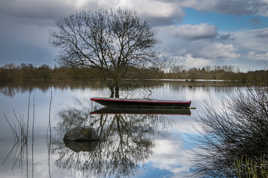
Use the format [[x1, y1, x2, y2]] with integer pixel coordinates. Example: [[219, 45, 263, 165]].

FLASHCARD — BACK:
[[52, 9, 156, 97]]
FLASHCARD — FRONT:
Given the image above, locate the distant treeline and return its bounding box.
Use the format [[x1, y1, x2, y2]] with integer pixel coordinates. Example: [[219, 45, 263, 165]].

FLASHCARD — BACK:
[[0, 64, 164, 84], [167, 65, 268, 85], [0, 64, 268, 85]]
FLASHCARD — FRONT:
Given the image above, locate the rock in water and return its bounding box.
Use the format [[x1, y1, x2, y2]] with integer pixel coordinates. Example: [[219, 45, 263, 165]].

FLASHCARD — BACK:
[[63, 127, 100, 152], [63, 127, 98, 142], [64, 140, 98, 153]]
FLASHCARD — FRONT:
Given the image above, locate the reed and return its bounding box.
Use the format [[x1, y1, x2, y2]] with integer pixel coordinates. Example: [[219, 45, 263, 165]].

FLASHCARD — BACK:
[[1, 92, 36, 178], [3, 111, 28, 144], [194, 88, 268, 177], [2, 94, 35, 143]]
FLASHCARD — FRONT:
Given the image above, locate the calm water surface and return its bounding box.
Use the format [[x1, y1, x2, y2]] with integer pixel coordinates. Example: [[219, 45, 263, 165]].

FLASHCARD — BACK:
[[0, 82, 240, 178]]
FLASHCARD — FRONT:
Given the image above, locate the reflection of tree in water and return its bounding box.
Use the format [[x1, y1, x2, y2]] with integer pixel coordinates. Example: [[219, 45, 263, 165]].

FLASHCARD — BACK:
[[0, 87, 34, 97], [53, 104, 169, 178], [0, 80, 164, 97], [0, 87, 16, 97], [168, 83, 237, 94]]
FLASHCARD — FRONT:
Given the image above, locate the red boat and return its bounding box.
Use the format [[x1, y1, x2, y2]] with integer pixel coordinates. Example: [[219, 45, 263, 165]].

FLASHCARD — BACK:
[[90, 107, 191, 115], [91, 97, 191, 108]]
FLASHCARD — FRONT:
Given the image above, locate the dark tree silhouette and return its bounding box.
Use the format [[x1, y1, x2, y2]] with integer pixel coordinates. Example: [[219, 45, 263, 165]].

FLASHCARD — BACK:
[[52, 9, 156, 97], [194, 88, 268, 177]]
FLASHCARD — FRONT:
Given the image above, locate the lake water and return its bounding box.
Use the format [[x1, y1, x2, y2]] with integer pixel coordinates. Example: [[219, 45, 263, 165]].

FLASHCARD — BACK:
[[0, 81, 241, 178]]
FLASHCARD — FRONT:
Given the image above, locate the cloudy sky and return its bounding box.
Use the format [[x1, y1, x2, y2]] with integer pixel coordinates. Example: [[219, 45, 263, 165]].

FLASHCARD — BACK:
[[0, 0, 268, 71]]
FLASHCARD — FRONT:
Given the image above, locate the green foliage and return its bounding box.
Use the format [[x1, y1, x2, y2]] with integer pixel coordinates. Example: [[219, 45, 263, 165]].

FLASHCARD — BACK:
[[234, 156, 268, 178]]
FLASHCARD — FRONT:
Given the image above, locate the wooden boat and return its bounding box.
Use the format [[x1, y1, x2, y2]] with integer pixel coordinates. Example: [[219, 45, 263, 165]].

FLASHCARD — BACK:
[[91, 97, 191, 108], [90, 107, 191, 115]]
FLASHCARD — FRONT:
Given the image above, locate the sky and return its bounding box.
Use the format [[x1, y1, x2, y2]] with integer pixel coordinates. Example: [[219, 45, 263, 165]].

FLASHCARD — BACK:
[[0, 0, 268, 71]]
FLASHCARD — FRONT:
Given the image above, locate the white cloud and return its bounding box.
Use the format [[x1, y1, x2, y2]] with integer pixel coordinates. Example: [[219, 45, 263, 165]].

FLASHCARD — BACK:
[[155, 25, 239, 62], [117, 0, 183, 18], [181, 54, 212, 68], [233, 28, 268, 51], [179, 0, 218, 12], [155, 24, 268, 70], [248, 51, 268, 60], [173, 24, 217, 40], [150, 139, 194, 175], [149, 138, 202, 177], [179, 0, 268, 16], [199, 43, 240, 59], [0, 0, 184, 26]]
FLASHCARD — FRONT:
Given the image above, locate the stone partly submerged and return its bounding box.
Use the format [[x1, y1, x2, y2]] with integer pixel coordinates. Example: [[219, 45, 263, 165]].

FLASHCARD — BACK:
[[63, 127, 100, 153]]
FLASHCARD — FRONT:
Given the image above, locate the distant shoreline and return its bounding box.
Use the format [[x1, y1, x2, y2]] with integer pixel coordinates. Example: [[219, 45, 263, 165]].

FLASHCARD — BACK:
[[0, 64, 268, 86]]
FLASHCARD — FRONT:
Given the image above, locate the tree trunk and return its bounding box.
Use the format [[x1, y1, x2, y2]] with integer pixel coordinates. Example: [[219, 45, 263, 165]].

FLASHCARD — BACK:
[[109, 86, 120, 98], [109, 86, 114, 98], [115, 85, 119, 98], [108, 79, 120, 98]]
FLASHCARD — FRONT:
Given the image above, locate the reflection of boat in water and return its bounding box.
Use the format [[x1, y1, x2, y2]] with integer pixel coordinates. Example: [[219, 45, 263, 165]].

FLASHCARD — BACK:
[[91, 97, 191, 108], [90, 107, 191, 115]]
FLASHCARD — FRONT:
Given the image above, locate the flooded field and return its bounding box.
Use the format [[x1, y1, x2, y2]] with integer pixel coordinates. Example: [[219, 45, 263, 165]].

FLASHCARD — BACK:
[[0, 81, 245, 178]]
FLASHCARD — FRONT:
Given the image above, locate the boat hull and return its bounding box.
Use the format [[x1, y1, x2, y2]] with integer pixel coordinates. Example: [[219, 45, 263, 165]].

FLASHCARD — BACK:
[[90, 107, 191, 115], [91, 97, 191, 108]]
